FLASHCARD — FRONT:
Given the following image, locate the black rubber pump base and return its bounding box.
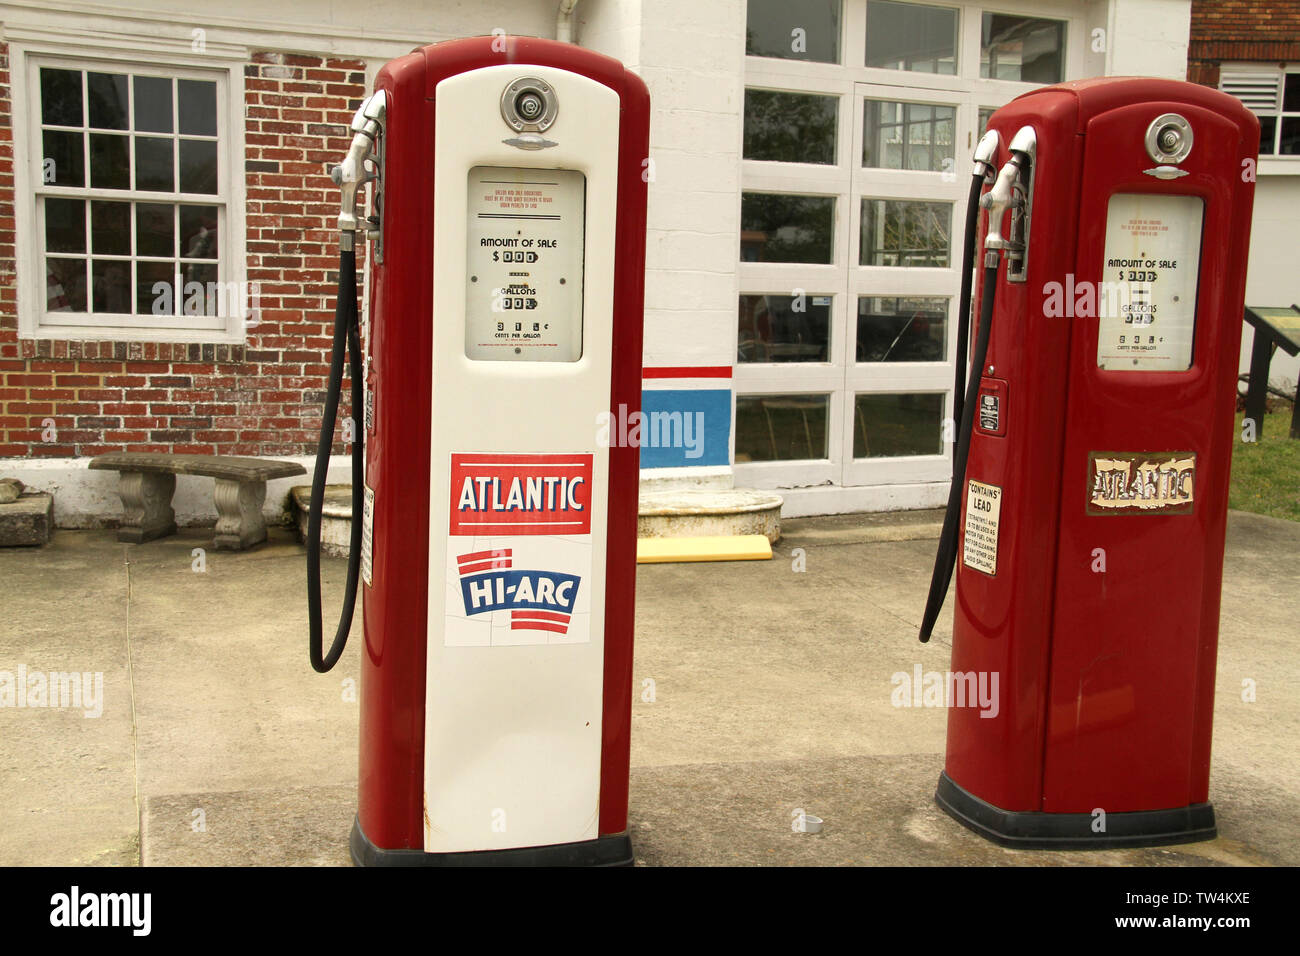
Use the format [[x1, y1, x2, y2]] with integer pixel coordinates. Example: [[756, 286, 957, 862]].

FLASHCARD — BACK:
[[350, 816, 634, 867], [935, 772, 1216, 850]]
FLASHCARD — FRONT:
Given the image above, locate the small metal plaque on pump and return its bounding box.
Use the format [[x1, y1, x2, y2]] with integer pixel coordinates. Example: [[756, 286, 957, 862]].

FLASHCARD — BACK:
[[975, 378, 1007, 437]]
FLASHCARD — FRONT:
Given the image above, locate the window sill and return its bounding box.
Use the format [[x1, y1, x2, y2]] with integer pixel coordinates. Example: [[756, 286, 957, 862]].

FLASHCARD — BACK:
[[1259, 158, 1300, 176], [23, 324, 246, 345]]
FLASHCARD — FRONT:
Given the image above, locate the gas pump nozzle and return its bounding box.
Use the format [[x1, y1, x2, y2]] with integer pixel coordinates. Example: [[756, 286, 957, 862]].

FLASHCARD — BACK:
[[981, 126, 1036, 275], [331, 91, 387, 250], [952, 129, 1000, 431], [917, 125, 1036, 644], [972, 128, 1000, 179], [307, 89, 388, 674]]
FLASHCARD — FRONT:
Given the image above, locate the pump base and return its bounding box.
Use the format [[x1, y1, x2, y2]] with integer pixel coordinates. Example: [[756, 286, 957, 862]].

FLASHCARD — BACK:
[[349, 816, 634, 867], [935, 773, 1216, 849]]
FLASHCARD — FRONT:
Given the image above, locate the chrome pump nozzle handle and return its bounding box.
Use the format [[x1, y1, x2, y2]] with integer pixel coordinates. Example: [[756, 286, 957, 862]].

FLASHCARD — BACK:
[[331, 91, 387, 250], [916, 125, 1035, 644], [307, 89, 387, 674], [951, 129, 999, 434], [981, 126, 1036, 255]]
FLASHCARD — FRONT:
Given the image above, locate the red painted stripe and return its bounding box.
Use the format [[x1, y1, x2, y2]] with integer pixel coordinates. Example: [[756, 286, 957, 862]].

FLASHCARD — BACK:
[[642, 366, 732, 379], [454, 454, 589, 464], [511, 621, 569, 634], [458, 560, 511, 575], [457, 548, 512, 565], [512, 609, 570, 623]]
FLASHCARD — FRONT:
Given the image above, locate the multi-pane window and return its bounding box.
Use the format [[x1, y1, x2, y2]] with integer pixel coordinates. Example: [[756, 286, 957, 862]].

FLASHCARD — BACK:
[[980, 13, 1065, 84], [865, 0, 958, 74], [1262, 73, 1300, 155], [860, 199, 952, 267], [36, 62, 227, 327], [857, 296, 948, 362], [1222, 69, 1300, 157], [738, 294, 832, 363], [735, 394, 831, 462], [740, 193, 836, 263], [863, 100, 955, 171], [746, 0, 843, 64], [853, 393, 945, 458], [741, 1, 1077, 486], [744, 90, 839, 165]]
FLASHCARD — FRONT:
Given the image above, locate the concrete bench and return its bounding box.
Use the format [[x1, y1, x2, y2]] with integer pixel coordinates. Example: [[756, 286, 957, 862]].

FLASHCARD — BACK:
[[88, 453, 306, 550]]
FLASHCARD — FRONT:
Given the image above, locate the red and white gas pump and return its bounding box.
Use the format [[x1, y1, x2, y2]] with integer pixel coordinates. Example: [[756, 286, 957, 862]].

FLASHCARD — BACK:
[[305, 36, 649, 866], [919, 78, 1259, 847]]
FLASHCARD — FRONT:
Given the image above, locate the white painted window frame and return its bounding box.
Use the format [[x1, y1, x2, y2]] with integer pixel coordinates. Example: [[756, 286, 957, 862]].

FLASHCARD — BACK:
[[736, 0, 1086, 491], [1219, 63, 1300, 175], [12, 41, 247, 343]]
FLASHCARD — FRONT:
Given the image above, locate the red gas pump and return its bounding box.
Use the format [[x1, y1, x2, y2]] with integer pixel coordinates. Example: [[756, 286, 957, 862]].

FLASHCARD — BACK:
[[305, 36, 649, 866], [919, 78, 1258, 847]]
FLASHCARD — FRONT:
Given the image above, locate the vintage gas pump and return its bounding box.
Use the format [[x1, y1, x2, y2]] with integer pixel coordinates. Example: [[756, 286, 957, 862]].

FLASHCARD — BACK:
[[305, 36, 649, 866], [918, 78, 1258, 847]]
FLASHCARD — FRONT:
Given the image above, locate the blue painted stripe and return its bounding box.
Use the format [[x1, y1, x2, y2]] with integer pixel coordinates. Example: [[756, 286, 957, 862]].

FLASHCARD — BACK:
[[638, 388, 731, 468]]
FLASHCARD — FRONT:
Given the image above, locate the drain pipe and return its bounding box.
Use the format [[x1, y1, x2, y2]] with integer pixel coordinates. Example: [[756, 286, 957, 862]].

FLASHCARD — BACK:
[[556, 0, 581, 43]]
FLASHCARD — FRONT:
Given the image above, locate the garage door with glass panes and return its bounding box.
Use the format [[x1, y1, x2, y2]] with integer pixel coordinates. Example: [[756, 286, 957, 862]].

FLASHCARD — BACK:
[[737, 0, 1074, 492]]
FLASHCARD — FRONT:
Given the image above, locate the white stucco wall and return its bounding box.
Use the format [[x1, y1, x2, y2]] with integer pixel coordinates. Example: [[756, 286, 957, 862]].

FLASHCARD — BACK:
[[581, 0, 745, 371], [1241, 175, 1300, 390], [575, 0, 641, 70], [1103, 0, 1192, 79]]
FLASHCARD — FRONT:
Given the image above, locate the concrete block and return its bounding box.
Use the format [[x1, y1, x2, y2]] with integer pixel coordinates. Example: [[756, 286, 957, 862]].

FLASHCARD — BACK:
[[0, 493, 54, 547], [638, 488, 783, 541], [290, 484, 355, 558]]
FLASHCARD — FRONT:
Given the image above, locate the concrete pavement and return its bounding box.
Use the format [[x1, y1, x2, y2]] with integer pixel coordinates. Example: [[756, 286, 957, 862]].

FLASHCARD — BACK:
[[1, 509, 1296, 866]]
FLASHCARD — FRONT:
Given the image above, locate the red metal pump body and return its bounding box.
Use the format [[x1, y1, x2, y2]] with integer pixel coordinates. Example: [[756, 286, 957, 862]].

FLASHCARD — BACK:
[[941, 78, 1258, 845], [356, 36, 648, 860]]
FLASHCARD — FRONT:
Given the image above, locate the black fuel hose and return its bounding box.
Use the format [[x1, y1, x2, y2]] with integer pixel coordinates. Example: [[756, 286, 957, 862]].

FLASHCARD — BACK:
[[952, 172, 985, 428], [307, 246, 365, 672], [918, 258, 999, 643]]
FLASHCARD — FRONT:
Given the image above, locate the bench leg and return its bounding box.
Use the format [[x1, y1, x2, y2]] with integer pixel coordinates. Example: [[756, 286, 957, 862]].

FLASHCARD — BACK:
[[213, 479, 267, 550], [117, 471, 177, 543]]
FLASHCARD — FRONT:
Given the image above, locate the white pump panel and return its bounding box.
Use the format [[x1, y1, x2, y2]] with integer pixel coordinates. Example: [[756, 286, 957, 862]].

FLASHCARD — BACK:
[[465, 165, 586, 362], [1098, 193, 1204, 371], [424, 65, 619, 854]]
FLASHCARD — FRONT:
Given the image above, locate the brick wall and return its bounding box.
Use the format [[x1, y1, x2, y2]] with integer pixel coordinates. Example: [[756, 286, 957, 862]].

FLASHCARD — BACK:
[[1188, 0, 1300, 86], [0, 46, 366, 460]]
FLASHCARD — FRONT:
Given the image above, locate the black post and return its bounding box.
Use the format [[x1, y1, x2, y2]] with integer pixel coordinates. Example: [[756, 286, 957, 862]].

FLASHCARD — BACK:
[[1291, 384, 1300, 440], [1244, 332, 1272, 441]]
